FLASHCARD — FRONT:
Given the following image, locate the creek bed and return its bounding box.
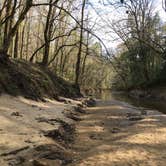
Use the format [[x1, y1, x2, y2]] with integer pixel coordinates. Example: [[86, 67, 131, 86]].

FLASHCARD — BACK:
[[93, 90, 166, 114]]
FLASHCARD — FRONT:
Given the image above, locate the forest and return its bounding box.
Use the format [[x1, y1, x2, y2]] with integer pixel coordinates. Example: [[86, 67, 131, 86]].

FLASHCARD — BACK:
[[0, 0, 112, 95], [0, 0, 166, 166], [0, 0, 166, 93]]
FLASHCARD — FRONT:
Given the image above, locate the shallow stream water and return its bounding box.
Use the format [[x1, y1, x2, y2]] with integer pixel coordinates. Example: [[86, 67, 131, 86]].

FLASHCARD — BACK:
[[93, 90, 166, 114]]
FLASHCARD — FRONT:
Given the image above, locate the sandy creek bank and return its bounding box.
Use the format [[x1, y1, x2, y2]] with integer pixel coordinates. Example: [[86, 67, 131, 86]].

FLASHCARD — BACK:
[[0, 94, 90, 166], [69, 99, 166, 166], [0, 95, 166, 166]]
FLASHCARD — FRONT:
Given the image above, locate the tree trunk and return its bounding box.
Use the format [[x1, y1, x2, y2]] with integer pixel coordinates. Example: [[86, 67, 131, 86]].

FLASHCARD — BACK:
[[1, 0, 32, 57], [75, 0, 86, 88], [41, 0, 53, 66], [14, 29, 19, 58]]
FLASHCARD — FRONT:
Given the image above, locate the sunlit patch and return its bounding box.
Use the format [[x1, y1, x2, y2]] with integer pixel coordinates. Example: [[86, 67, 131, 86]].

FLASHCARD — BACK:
[[72, 99, 166, 166], [76, 148, 155, 166], [78, 125, 104, 133], [0, 106, 14, 112], [88, 105, 125, 111], [18, 96, 50, 108]]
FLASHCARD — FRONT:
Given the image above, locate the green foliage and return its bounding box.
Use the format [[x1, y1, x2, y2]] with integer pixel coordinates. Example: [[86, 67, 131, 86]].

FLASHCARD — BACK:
[[110, 7, 166, 90], [111, 43, 164, 90]]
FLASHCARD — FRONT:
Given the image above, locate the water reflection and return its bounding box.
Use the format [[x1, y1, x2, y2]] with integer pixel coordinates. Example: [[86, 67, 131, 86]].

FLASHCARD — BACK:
[[93, 90, 166, 114]]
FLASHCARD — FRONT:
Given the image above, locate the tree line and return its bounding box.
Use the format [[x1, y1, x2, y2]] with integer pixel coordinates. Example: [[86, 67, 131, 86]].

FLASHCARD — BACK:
[[0, 0, 112, 92], [1, 0, 166, 92], [102, 0, 166, 90]]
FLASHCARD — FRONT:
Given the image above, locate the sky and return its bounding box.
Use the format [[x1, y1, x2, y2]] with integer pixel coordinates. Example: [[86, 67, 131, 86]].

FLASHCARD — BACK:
[[155, 0, 166, 20], [87, 0, 166, 49]]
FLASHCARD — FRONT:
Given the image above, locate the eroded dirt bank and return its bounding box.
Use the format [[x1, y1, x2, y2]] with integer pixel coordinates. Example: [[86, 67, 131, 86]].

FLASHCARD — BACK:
[[0, 95, 88, 166], [69, 99, 166, 166]]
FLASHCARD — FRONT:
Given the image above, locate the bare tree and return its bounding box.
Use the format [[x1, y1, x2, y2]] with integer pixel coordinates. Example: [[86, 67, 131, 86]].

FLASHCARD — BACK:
[[75, 0, 86, 88], [0, 0, 33, 58]]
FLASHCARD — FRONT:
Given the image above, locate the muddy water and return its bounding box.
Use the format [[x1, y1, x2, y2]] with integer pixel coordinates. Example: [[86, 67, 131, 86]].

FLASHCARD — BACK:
[[94, 90, 166, 114]]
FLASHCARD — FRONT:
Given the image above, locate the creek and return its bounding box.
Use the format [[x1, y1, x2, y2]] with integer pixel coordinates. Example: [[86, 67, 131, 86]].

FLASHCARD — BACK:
[[93, 90, 166, 114]]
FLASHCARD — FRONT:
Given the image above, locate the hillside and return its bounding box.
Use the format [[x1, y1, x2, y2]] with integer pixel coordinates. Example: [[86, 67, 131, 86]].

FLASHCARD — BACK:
[[0, 59, 81, 100]]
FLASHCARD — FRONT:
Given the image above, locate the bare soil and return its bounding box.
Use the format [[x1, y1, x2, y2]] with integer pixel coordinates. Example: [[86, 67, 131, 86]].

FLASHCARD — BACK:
[[0, 95, 83, 166], [0, 95, 166, 166], [69, 100, 166, 166]]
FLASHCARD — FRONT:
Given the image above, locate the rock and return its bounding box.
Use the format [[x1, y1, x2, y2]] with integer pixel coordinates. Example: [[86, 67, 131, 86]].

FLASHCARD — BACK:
[[35, 117, 59, 125], [11, 112, 23, 117], [43, 128, 64, 140], [66, 113, 82, 121], [8, 156, 25, 166], [31, 105, 38, 108], [25, 139, 34, 144], [126, 112, 140, 117], [111, 127, 121, 133], [83, 98, 96, 107], [31, 159, 62, 166], [100, 122, 105, 126], [63, 109, 82, 121], [89, 133, 103, 140], [128, 116, 143, 121], [126, 112, 143, 121], [0, 146, 29, 156], [141, 110, 147, 115], [34, 145, 73, 164], [43, 121, 75, 143], [56, 98, 66, 103], [64, 100, 71, 104], [72, 106, 86, 113], [32, 160, 48, 166], [77, 103, 86, 108]]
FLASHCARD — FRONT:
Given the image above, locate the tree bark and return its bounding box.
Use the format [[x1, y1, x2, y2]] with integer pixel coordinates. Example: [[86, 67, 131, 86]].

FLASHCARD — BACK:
[[14, 29, 19, 58], [75, 0, 86, 88], [1, 0, 32, 57], [41, 0, 53, 66]]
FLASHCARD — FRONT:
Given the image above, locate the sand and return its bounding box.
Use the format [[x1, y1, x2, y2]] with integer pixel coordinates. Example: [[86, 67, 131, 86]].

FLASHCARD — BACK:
[[0, 95, 166, 166], [69, 100, 166, 166], [0, 94, 82, 166]]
